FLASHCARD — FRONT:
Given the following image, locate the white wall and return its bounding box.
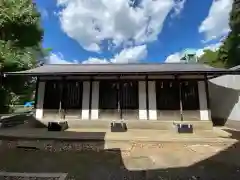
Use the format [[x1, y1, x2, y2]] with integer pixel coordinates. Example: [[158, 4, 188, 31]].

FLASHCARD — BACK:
[[148, 81, 157, 120], [138, 81, 148, 120], [91, 81, 99, 120], [209, 75, 240, 121]]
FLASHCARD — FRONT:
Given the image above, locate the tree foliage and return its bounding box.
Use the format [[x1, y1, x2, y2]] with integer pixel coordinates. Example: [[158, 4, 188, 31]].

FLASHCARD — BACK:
[[200, 1, 240, 68], [198, 49, 225, 68], [0, 0, 44, 113], [218, 0, 240, 68]]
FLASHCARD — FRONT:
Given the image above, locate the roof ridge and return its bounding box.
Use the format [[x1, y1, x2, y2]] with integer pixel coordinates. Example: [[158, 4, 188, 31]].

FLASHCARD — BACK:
[[43, 62, 205, 66]]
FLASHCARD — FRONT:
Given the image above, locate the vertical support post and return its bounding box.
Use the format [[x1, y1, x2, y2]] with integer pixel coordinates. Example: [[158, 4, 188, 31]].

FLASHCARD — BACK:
[[118, 76, 122, 120], [205, 77, 212, 119], [205, 76, 211, 111], [91, 81, 99, 120], [36, 80, 45, 119], [59, 77, 65, 120], [177, 76, 183, 121], [148, 81, 157, 120], [198, 79, 211, 121], [138, 81, 147, 120], [34, 77, 39, 109], [89, 78, 93, 119], [82, 81, 91, 120], [145, 76, 149, 120]]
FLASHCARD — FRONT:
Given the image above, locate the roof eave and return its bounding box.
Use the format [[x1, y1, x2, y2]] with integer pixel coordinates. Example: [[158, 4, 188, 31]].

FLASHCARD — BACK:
[[4, 70, 240, 77]]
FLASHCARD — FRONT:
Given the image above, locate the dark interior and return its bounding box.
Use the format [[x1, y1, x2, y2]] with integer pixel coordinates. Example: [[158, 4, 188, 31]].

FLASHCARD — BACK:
[[43, 80, 83, 112], [43, 79, 201, 120], [43, 80, 61, 110], [156, 80, 180, 111], [156, 80, 201, 120], [181, 81, 200, 120], [99, 80, 119, 111], [120, 81, 139, 110], [181, 81, 200, 111], [62, 81, 83, 110], [99, 80, 139, 120]]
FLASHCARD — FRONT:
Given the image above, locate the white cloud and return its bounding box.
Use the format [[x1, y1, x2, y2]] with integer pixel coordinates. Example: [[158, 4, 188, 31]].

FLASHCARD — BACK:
[[165, 42, 222, 63], [171, 0, 186, 18], [111, 45, 147, 63], [165, 52, 182, 63], [57, 0, 185, 53], [199, 0, 233, 42], [196, 42, 222, 57], [46, 53, 78, 64], [83, 45, 147, 64], [82, 58, 109, 64], [46, 45, 147, 64]]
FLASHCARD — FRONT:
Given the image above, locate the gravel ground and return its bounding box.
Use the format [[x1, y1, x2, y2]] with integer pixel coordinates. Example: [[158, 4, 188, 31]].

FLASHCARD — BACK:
[[226, 120, 240, 131]]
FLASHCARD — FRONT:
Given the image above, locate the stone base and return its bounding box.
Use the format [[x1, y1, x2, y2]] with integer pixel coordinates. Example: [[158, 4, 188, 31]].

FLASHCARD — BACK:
[[39, 120, 213, 131]]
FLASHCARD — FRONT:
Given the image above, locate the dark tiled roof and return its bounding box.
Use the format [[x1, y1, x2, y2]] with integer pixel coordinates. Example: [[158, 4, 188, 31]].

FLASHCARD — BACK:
[[4, 63, 239, 76]]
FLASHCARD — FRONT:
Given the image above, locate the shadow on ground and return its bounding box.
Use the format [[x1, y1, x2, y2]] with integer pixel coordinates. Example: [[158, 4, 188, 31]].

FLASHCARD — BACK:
[[0, 119, 240, 179], [0, 112, 46, 128]]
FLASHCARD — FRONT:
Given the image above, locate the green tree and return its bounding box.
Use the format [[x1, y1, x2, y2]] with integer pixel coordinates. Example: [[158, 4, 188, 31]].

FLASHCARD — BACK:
[[0, 0, 44, 113], [198, 49, 225, 68], [218, 0, 240, 67]]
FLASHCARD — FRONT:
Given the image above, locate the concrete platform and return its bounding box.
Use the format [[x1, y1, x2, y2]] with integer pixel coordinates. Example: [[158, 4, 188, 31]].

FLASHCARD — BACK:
[[0, 127, 236, 144], [39, 119, 213, 131]]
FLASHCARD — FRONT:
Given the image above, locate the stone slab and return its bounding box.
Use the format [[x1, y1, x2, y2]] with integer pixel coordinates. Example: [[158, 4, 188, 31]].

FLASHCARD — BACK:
[[0, 172, 67, 180]]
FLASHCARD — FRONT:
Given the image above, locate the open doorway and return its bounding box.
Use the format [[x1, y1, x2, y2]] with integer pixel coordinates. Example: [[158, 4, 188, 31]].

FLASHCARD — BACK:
[[181, 81, 200, 121], [156, 80, 181, 120]]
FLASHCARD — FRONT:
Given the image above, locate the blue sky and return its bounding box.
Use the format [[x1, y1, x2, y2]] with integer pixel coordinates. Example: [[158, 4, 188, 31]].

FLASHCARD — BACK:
[[35, 0, 233, 64]]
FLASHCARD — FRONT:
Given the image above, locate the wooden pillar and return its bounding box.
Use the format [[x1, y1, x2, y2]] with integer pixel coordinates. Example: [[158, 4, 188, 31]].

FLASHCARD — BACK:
[[59, 77, 65, 120], [148, 80, 157, 120], [91, 81, 99, 120], [34, 77, 39, 109], [198, 78, 211, 121], [82, 81, 91, 120], [176, 76, 183, 121], [145, 76, 149, 120], [36, 80, 45, 119], [138, 81, 147, 120], [205, 76, 210, 110]]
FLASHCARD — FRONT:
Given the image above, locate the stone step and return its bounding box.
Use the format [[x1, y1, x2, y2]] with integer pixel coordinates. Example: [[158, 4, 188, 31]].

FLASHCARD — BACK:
[[39, 120, 213, 131]]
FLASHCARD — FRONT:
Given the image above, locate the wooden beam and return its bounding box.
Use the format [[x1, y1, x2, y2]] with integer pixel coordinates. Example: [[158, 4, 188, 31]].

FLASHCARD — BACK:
[[205, 76, 210, 109], [89, 76, 93, 119], [34, 77, 39, 109], [175, 75, 183, 121], [59, 77, 65, 120]]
